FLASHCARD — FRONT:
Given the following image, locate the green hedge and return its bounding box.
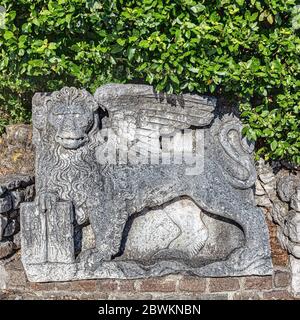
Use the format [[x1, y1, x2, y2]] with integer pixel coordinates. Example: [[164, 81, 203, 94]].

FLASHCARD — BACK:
[[0, 0, 299, 164]]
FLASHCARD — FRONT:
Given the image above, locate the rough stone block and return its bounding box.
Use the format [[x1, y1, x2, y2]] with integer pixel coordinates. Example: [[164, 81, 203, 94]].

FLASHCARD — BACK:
[[290, 256, 300, 296], [0, 241, 14, 259], [274, 270, 291, 288], [0, 194, 12, 214], [0, 215, 8, 240]]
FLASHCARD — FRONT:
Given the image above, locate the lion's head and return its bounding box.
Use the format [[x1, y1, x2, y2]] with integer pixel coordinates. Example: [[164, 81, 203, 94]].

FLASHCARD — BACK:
[[33, 87, 99, 149]]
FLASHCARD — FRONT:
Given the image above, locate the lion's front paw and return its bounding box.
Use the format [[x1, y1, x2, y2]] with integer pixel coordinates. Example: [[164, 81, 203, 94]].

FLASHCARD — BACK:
[[36, 192, 58, 212], [78, 248, 112, 271]]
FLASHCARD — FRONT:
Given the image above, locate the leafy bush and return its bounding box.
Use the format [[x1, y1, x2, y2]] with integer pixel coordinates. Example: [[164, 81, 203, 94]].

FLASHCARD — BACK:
[[0, 0, 299, 163]]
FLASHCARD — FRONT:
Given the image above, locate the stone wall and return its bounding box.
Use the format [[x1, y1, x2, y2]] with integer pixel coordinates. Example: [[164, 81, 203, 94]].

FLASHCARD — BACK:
[[0, 124, 299, 300], [255, 159, 300, 295], [0, 175, 35, 260]]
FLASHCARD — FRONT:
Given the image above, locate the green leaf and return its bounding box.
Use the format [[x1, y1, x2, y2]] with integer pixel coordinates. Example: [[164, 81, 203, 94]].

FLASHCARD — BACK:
[[127, 47, 136, 61], [270, 141, 278, 151], [267, 14, 274, 25], [3, 31, 14, 40], [190, 4, 205, 14], [117, 38, 126, 46], [139, 40, 149, 48]]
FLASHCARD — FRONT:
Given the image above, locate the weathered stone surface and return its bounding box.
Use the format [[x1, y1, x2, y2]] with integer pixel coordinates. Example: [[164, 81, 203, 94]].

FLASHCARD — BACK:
[[259, 172, 275, 185], [282, 211, 300, 243], [21, 202, 74, 264], [0, 194, 12, 214], [0, 124, 34, 176], [3, 220, 17, 238], [20, 85, 272, 282], [0, 263, 8, 289], [277, 176, 299, 203], [5, 124, 32, 148], [123, 200, 209, 261], [271, 200, 289, 226], [0, 241, 14, 259], [291, 188, 300, 212], [255, 180, 265, 196], [277, 229, 300, 258], [290, 256, 300, 296], [0, 174, 34, 191], [0, 174, 35, 257], [255, 195, 272, 208], [274, 270, 290, 288], [255, 160, 300, 296], [0, 215, 8, 239]]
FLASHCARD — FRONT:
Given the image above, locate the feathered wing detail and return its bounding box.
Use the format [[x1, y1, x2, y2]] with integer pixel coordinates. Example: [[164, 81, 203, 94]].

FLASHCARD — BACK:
[[94, 84, 216, 157]]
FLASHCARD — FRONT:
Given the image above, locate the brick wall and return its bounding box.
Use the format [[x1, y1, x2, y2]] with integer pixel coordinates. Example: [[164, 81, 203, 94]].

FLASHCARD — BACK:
[[0, 252, 295, 300]]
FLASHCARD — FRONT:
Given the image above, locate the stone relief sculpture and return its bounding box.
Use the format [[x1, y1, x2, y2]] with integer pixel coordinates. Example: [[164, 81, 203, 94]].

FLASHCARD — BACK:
[[20, 84, 272, 282]]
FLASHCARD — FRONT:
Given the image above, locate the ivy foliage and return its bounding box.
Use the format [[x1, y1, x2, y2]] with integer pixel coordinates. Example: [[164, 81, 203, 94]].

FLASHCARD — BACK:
[[0, 0, 299, 163]]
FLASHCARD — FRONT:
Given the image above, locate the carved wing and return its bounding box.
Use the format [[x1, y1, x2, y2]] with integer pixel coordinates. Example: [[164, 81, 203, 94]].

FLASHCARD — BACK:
[[95, 84, 216, 133], [94, 84, 216, 158]]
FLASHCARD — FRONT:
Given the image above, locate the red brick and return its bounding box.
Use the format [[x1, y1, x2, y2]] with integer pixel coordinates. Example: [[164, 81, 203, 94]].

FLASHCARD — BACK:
[[139, 279, 176, 293], [243, 276, 273, 290], [117, 280, 135, 292], [69, 280, 97, 292], [266, 218, 289, 267], [28, 282, 57, 291], [209, 278, 240, 292], [178, 277, 206, 293], [97, 279, 118, 292], [274, 271, 290, 288], [54, 282, 72, 291], [263, 290, 294, 300]]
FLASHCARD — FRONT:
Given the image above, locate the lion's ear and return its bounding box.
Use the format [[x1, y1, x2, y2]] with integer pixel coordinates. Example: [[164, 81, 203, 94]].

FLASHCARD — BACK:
[[80, 88, 100, 112], [32, 92, 50, 145], [89, 99, 99, 112], [32, 92, 50, 130]]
